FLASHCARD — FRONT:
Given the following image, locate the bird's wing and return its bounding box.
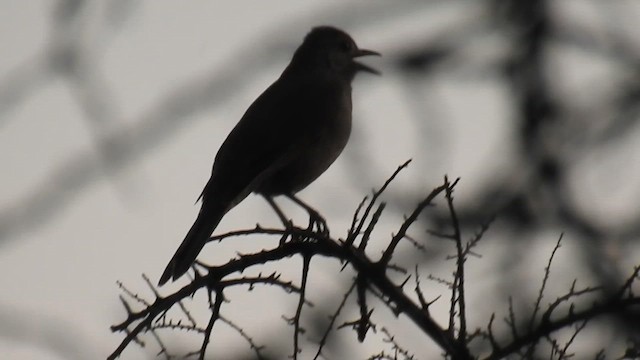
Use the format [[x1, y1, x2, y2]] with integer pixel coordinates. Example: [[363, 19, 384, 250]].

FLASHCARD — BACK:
[[198, 76, 334, 210]]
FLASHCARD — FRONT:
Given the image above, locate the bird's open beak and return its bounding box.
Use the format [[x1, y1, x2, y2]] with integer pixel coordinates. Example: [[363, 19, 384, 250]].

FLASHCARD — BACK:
[[353, 48, 381, 75]]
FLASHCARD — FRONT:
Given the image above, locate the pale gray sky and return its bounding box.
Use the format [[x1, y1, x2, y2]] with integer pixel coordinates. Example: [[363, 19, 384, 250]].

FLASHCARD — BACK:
[[1, 1, 639, 359]]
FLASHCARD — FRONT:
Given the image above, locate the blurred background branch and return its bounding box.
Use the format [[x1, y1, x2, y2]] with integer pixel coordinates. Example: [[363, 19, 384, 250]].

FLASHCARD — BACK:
[[1, 0, 638, 358]]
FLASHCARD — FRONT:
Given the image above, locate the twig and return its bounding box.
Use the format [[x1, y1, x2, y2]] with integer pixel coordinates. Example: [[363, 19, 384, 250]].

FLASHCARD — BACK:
[[313, 281, 358, 360], [346, 160, 412, 246], [219, 316, 267, 359], [359, 202, 386, 251], [379, 183, 448, 265], [291, 255, 311, 359], [444, 176, 466, 342], [195, 290, 224, 360], [530, 235, 564, 331]]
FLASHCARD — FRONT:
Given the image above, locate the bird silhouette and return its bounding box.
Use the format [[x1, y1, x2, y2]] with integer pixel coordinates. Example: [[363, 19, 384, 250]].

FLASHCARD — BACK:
[[159, 26, 379, 285]]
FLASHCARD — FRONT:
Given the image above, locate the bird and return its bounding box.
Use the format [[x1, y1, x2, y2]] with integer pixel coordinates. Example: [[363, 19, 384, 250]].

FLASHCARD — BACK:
[[159, 26, 379, 285]]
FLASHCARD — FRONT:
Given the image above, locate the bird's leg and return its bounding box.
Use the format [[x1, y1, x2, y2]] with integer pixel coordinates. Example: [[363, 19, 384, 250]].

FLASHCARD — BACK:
[[264, 196, 295, 244], [286, 194, 329, 236]]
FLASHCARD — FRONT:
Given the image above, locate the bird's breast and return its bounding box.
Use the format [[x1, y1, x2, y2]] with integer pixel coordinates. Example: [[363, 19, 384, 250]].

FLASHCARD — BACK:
[[298, 83, 352, 173], [256, 81, 353, 195]]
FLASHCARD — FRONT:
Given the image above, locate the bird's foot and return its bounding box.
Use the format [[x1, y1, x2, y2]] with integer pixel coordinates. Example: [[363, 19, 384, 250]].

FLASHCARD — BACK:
[[306, 208, 329, 237], [283, 194, 329, 238], [280, 219, 295, 244]]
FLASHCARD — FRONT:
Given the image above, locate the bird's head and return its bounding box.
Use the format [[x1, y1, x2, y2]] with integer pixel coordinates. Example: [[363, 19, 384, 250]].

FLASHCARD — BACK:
[[290, 26, 380, 79]]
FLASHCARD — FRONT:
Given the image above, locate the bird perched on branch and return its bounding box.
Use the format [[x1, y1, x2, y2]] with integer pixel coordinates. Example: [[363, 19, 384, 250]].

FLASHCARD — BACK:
[[159, 26, 379, 285]]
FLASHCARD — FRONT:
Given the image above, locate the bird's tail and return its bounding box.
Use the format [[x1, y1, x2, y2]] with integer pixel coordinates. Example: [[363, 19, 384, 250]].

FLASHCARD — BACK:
[[158, 204, 224, 285]]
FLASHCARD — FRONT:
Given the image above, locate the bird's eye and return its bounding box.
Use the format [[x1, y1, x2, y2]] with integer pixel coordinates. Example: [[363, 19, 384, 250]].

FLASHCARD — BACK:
[[340, 41, 352, 52]]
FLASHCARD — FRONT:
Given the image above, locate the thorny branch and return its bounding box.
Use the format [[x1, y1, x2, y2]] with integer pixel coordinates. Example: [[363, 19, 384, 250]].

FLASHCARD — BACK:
[[111, 165, 473, 359], [111, 165, 640, 359]]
